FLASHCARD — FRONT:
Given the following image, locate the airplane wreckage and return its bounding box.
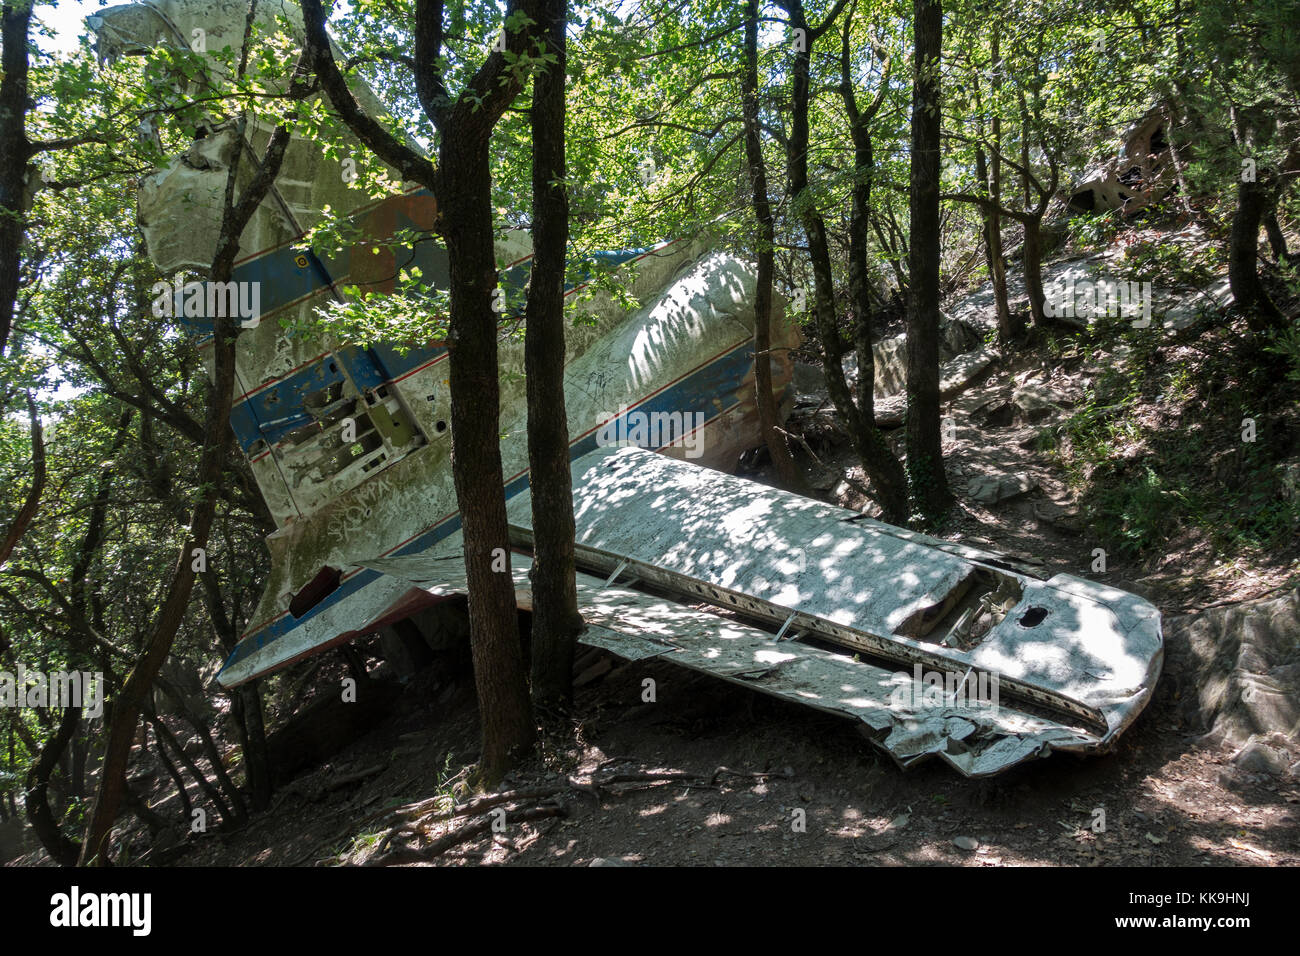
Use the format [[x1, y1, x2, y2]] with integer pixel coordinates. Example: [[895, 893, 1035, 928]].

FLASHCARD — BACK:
[[93, 0, 1162, 777]]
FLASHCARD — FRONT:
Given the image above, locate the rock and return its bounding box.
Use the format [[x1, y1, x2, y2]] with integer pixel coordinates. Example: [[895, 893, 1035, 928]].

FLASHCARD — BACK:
[[977, 400, 1018, 429], [1164, 588, 1300, 750], [953, 836, 979, 851], [837, 316, 985, 400], [588, 857, 635, 867], [792, 361, 829, 402], [967, 473, 1039, 505], [1033, 501, 1084, 533], [865, 337, 909, 398], [1164, 277, 1233, 330], [874, 394, 907, 428], [940, 348, 997, 399], [1012, 383, 1069, 423], [1232, 738, 1290, 776]]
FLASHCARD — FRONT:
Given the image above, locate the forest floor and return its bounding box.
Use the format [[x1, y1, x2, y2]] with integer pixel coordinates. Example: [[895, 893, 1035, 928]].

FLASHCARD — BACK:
[[16, 219, 1298, 869], [179, 653, 1300, 867], [174, 279, 1300, 868]]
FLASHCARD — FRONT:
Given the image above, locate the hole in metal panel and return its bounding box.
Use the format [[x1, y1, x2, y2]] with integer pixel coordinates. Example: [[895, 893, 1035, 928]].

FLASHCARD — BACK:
[[1018, 606, 1049, 628]]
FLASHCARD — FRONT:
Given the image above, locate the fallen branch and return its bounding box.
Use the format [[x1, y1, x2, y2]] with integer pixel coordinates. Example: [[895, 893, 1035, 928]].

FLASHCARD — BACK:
[[364, 805, 567, 866], [709, 766, 793, 785], [318, 764, 789, 866]]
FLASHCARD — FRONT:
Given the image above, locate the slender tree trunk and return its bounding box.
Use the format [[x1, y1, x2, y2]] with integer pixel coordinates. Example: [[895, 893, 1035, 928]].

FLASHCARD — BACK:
[[303, 0, 543, 776], [1023, 215, 1047, 327], [1163, 101, 1197, 218], [785, 0, 906, 521], [25, 705, 82, 865], [79, 114, 299, 864], [0, 393, 44, 569], [1229, 175, 1282, 331], [147, 721, 191, 824], [442, 133, 535, 779], [745, 0, 806, 493], [525, 0, 583, 712], [155, 677, 246, 821], [145, 709, 233, 826], [985, 26, 1016, 340], [199, 570, 272, 810], [234, 684, 271, 811], [69, 731, 87, 800], [20, 414, 124, 864], [0, 0, 33, 358], [987, 198, 1015, 338], [1019, 90, 1032, 212], [1264, 211, 1287, 261], [78, 355, 235, 864], [904, 0, 951, 520]]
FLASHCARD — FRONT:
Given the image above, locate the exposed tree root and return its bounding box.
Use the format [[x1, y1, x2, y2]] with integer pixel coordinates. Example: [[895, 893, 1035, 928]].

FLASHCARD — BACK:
[[355, 765, 792, 867]]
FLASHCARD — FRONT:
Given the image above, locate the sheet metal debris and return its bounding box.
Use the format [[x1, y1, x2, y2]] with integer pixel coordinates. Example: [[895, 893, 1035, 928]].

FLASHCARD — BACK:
[[360, 446, 1163, 776]]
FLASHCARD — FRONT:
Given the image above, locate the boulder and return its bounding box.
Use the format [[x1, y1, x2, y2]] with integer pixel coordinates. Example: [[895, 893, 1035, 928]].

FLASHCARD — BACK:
[[967, 473, 1038, 505], [1012, 383, 1070, 422], [1164, 587, 1300, 750], [1232, 737, 1290, 775]]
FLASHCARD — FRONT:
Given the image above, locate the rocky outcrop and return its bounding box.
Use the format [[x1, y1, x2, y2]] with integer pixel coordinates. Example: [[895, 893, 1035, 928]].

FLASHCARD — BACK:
[[1164, 588, 1300, 769]]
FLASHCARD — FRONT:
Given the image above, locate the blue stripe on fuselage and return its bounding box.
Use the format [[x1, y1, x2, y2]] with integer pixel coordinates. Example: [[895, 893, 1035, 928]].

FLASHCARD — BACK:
[[219, 337, 755, 675]]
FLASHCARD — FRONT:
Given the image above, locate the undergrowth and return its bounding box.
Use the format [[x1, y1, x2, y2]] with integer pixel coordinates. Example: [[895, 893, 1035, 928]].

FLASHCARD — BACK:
[[1035, 219, 1300, 565]]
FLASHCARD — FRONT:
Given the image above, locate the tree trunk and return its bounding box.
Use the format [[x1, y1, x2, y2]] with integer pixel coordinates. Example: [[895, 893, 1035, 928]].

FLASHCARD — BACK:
[[302, 0, 540, 778], [1264, 211, 1287, 261], [745, 0, 807, 494], [79, 119, 297, 865], [975, 146, 1015, 339], [1023, 215, 1047, 328], [985, 26, 1017, 341], [200, 569, 272, 811], [79, 303, 236, 864], [786, 0, 906, 522], [904, 0, 952, 520], [1229, 175, 1282, 331], [145, 709, 234, 826], [147, 720, 192, 825], [25, 705, 82, 865], [69, 730, 87, 801], [234, 683, 271, 811], [0, 0, 33, 358], [155, 676, 247, 821], [441, 133, 535, 780], [525, 0, 583, 712]]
